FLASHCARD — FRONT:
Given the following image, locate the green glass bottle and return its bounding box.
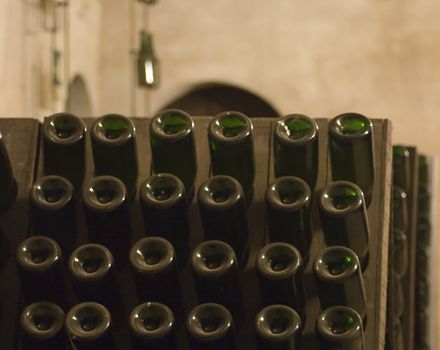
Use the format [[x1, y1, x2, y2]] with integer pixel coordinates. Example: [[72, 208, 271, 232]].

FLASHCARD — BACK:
[[393, 276, 404, 319], [137, 31, 159, 88], [150, 110, 197, 196], [319, 181, 370, 270], [313, 246, 366, 322], [91, 114, 138, 198], [418, 155, 431, 214], [329, 113, 374, 205], [0, 132, 16, 210], [392, 187, 408, 233], [208, 111, 255, 202], [273, 114, 319, 189], [42, 113, 86, 191], [392, 229, 408, 280], [392, 145, 410, 193], [265, 176, 312, 261]]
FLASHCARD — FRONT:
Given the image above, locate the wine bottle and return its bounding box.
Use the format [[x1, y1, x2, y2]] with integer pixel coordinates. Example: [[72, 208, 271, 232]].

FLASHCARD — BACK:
[[392, 146, 410, 193], [30, 175, 75, 255], [17, 236, 64, 305], [393, 276, 404, 319], [417, 213, 431, 247], [82, 176, 131, 265], [140, 173, 190, 268], [313, 246, 366, 322], [20, 302, 67, 350], [273, 114, 319, 189], [150, 109, 197, 195], [319, 181, 370, 270], [208, 111, 255, 202], [65, 302, 113, 350], [329, 113, 374, 205], [187, 303, 235, 350], [129, 302, 176, 350], [392, 187, 408, 233], [392, 229, 408, 280], [0, 131, 16, 210], [316, 306, 365, 350], [91, 114, 138, 197], [266, 176, 312, 261], [198, 175, 249, 266], [190, 240, 242, 321], [42, 113, 86, 191], [255, 304, 302, 350], [256, 242, 305, 315], [137, 31, 159, 88]]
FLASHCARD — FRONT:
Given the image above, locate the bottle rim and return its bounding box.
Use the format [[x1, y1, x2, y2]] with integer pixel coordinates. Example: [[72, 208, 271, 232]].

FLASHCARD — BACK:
[[17, 236, 61, 272], [275, 114, 318, 146], [129, 237, 175, 275], [392, 145, 410, 164], [150, 109, 194, 142], [256, 304, 301, 341], [92, 114, 135, 146], [65, 302, 111, 341], [20, 302, 65, 339], [187, 303, 233, 341], [319, 181, 364, 216], [140, 173, 186, 209], [316, 306, 363, 343], [30, 175, 74, 211], [256, 242, 302, 280], [43, 113, 86, 146], [198, 175, 244, 210], [313, 246, 359, 282], [392, 186, 407, 202], [208, 111, 253, 145], [82, 176, 127, 213], [191, 240, 237, 278], [329, 113, 372, 141], [266, 176, 311, 212], [129, 302, 175, 340], [69, 244, 114, 282]]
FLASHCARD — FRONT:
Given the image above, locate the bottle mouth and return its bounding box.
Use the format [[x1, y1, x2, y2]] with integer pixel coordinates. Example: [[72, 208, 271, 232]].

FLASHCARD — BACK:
[[392, 187, 407, 207], [44, 113, 86, 145], [69, 244, 113, 281], [393, 229, 408, 251], [191, 240, 236, 277], [17, 236, 61, 272], [140, 173, 185, 208], [92, 114, 134, 144], [66, 302, 111, 341], [209, 111, 253, 144], [198, 175, 243, 210], [187, 303, 233, 341], [129, 302, 174, 339], [150, 109, 194, 141], [275, 114, 318, 145], [31, 176, 73, 210], [21, 302, 64, 339], [320, 181, 364, 216], [393, 145, 410, 166], [317, 306, 362, 342], [266, 176, 311, 211], [256, 242, 302, 280], [329, 113, 372, 140], [314, 246, 358, 282], [256, 305, 301, 341], [129, 237, 175, 274], [83, 176, 127, 212]]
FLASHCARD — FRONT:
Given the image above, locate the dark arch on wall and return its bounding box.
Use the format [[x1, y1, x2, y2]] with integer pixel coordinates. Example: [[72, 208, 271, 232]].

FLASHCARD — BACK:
[[160, 82, 280, 117], [65, 75, 93, 116]]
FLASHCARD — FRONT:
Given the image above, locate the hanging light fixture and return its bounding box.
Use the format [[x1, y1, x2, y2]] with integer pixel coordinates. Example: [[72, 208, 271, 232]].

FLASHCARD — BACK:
[[137, 31, 159, 89]]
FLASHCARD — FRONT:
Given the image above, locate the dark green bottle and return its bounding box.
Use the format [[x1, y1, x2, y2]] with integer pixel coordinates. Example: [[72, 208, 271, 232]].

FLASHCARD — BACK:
[[392, 229, 408, 280], [329, 113, 374, 205], [140, 173, 190, 268], [393, 276, 404, 319], [208, 111, 255, 202], [187, 303, 235, 350], [256, 242, 305, 316], [91, 114, 138, 197], [65, 302, 113, 350], [316, 306, 365, 350], [150, 109, 197, 196], [42, 113, 86, 191], [255, 305, 302, 350], [20, 302, 67, 350], [129, 302, 176, 350], [137, 31, 159, 88], [266, 176, 312, 261], [392, 187, 408, 233], [319, 181, 370, 270], [0, 132, 16, 210], [198, 175, 249, 266], [273, 114, 319, 189], [417, 213, 431, 246], [392, 145, 410, 193], [313, 246, 366, 322]]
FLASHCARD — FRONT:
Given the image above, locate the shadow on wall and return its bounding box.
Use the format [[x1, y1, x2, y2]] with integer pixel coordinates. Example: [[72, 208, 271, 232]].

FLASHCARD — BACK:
[[159, 82, 280, 117], [65, 75, 93, 116]]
